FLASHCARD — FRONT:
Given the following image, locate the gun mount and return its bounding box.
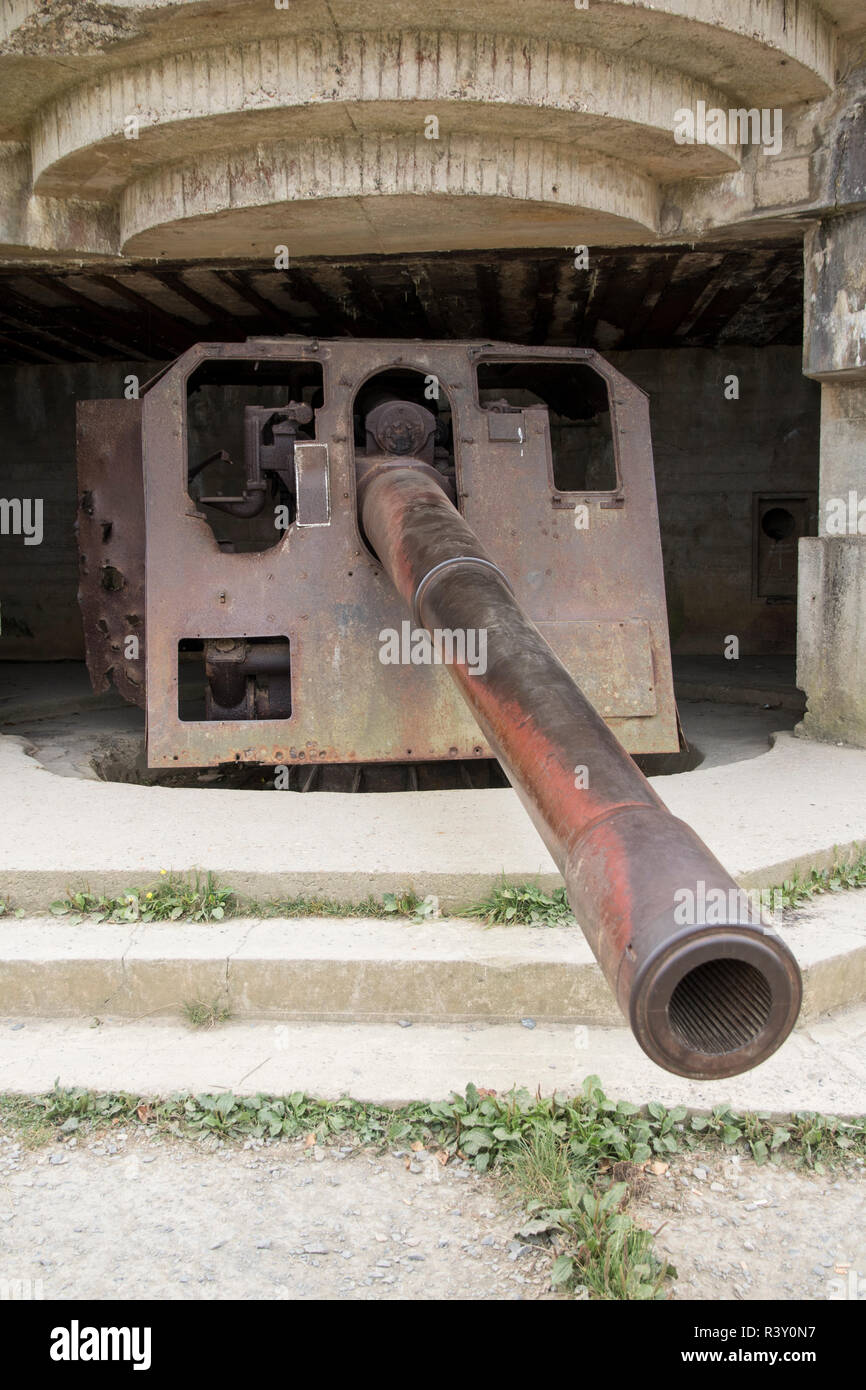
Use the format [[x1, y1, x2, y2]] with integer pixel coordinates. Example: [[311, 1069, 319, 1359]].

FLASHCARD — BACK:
[[76, 339, 801, 1078]]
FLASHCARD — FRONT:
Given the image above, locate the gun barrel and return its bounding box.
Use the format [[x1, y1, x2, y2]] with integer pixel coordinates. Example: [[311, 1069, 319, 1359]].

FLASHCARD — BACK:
[[360, 462, 802, 1079]]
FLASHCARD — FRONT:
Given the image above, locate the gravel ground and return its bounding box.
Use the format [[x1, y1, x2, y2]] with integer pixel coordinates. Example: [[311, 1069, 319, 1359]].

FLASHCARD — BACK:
[[0, 1128, 557, 1301], [634, 1150, 866, 1301], [1, 1127, 864, 1301]]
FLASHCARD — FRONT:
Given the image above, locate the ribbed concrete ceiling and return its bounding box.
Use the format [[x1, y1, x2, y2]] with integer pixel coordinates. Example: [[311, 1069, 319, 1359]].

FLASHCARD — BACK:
[[0, 242, 804, 363], [0, 0, 860, 263]]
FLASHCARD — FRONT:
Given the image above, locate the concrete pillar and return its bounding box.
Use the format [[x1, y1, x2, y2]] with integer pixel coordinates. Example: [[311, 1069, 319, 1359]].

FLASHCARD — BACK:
[[797, 210, 866, 746]]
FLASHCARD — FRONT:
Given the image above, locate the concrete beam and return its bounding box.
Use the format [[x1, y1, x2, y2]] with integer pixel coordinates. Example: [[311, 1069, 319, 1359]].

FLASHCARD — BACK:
[[804, 211, 866, 383], [30, 33, 740, 199], [798, 536, 866, 747], [0, 3, 840, 126], [0, 2, 858, 260], [0, 144, 117, 260]]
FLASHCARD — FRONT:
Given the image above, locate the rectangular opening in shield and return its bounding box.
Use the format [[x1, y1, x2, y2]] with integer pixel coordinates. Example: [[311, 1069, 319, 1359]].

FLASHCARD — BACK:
[[178, 636, 292, 722], [186, 360, 324, 552], [476, 360, 617, 493]]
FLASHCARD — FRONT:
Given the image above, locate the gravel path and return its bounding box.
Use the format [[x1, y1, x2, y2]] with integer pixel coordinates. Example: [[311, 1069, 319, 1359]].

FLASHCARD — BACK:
[[1, 1127, 863, 1301], [0, 1128, 556, 1301]]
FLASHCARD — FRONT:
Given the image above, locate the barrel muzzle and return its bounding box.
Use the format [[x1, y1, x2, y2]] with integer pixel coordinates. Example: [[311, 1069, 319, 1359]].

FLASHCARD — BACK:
[[629, 926, 802, 1079], [563, 802, 802, 1078]]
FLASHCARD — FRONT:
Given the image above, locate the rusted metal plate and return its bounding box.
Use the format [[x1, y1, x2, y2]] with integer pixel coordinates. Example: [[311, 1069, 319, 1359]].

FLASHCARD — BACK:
[[536, 620, 657, 719], [75, 399, 146, 708], [77, 340, 679, 767]]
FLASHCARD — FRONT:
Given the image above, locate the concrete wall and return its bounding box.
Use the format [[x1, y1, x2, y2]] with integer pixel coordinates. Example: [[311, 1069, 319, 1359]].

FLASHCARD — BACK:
[[610, 347, 820, 656], [797, 213, 866, 746], [804, 211, 866, 384], [815, 380, 866, 526], [0, 346, 818, 663], [0, 361, 160, 660]]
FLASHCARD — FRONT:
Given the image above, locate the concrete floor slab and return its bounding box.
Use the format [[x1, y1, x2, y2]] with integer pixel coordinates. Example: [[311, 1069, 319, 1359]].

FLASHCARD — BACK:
[[0, 662, 127, 725], [784, 890, 866, 1018]]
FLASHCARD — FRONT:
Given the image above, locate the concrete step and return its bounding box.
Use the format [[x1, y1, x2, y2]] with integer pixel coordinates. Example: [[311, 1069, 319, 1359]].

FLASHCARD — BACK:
[[1, 891, 865, 1025], [2, 729, 865, 913], [2, 1005, 865, 1115]]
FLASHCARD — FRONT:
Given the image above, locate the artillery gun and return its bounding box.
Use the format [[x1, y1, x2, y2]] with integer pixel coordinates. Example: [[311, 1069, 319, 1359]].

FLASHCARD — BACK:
[[76, 339, 801, 1079]]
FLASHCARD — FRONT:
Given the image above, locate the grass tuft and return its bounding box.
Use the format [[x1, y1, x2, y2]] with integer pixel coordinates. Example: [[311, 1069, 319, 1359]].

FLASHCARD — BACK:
[[459, 879, 575, 927], [50, 872, 235, 924], [24, 850, 866, 927], [250, 888, 434, 921], [182, 999, 232, 1028], [775, 846, 866, 910]]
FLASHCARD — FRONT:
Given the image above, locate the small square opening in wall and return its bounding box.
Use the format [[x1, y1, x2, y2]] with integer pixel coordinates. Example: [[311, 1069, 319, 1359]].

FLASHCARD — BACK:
[[752, 494, 817, 601], [178, 636, 292, 722]]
